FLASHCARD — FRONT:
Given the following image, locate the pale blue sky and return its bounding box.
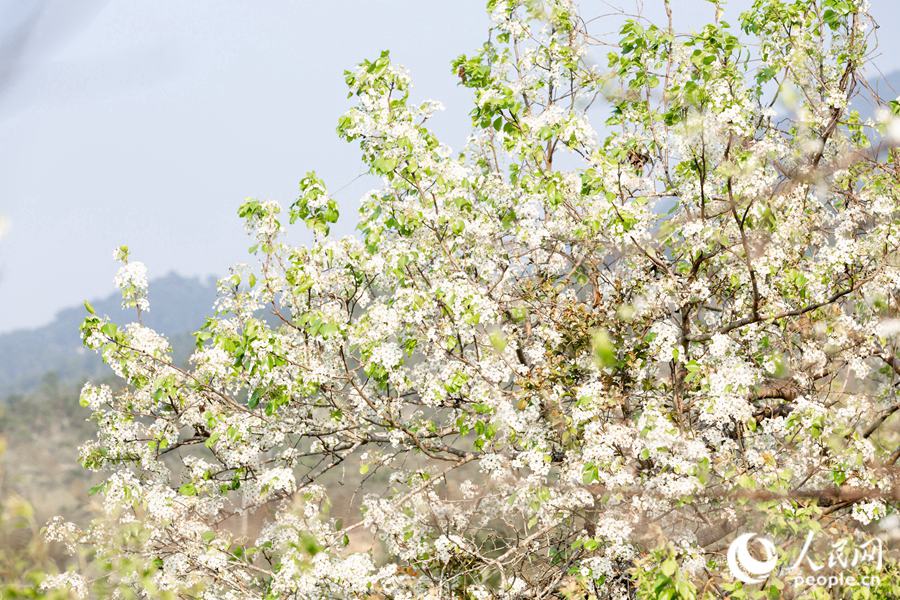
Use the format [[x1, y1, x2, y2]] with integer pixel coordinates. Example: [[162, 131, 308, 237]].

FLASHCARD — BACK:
[[0, 1, 897, 333]]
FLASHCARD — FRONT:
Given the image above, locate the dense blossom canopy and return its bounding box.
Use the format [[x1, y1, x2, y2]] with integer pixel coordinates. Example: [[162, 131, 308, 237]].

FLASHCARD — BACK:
[[47, 0, 899, 598]]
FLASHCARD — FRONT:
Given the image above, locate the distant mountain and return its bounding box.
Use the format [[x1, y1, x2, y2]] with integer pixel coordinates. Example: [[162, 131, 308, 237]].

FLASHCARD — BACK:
[[0, 272, 218, 396]]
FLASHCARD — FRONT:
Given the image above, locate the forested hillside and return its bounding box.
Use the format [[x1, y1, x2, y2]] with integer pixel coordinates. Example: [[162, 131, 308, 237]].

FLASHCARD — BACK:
[[0, 273, 216, 395]]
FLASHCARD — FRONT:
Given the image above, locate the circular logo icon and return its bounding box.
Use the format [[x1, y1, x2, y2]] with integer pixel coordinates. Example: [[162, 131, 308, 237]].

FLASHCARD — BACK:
[[727, 532, 778, 584]]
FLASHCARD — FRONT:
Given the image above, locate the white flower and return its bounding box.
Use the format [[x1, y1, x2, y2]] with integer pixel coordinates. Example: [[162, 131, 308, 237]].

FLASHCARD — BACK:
[[852, 500, 885, 525], [649, 321, 680, 362], [370, 342, 403, 370], [41, 572, 88, 598], [114, 260, 150, 312], [257, 467, 297, 499]]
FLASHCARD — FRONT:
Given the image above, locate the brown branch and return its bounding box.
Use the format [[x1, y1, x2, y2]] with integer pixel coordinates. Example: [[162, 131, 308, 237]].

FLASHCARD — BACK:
[[862, 401, 900, 438], [686, 283, 863, 343]]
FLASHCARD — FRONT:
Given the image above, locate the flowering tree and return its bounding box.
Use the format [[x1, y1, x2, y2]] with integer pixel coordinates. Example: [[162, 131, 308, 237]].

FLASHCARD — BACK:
[[48, 0, 900, 598]]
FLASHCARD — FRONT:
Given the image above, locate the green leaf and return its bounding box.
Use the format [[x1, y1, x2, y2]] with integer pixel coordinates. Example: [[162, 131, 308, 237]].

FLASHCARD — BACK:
[[248, 388, 262, 409], [661, 558, 677, 577], [178, 483, 197, 496], [582, 463, 599, 484], [675, 578, 695, 598], [373, 156, 399, 173], [591, 328, 617, 368], [489, 330, 507, 352]]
